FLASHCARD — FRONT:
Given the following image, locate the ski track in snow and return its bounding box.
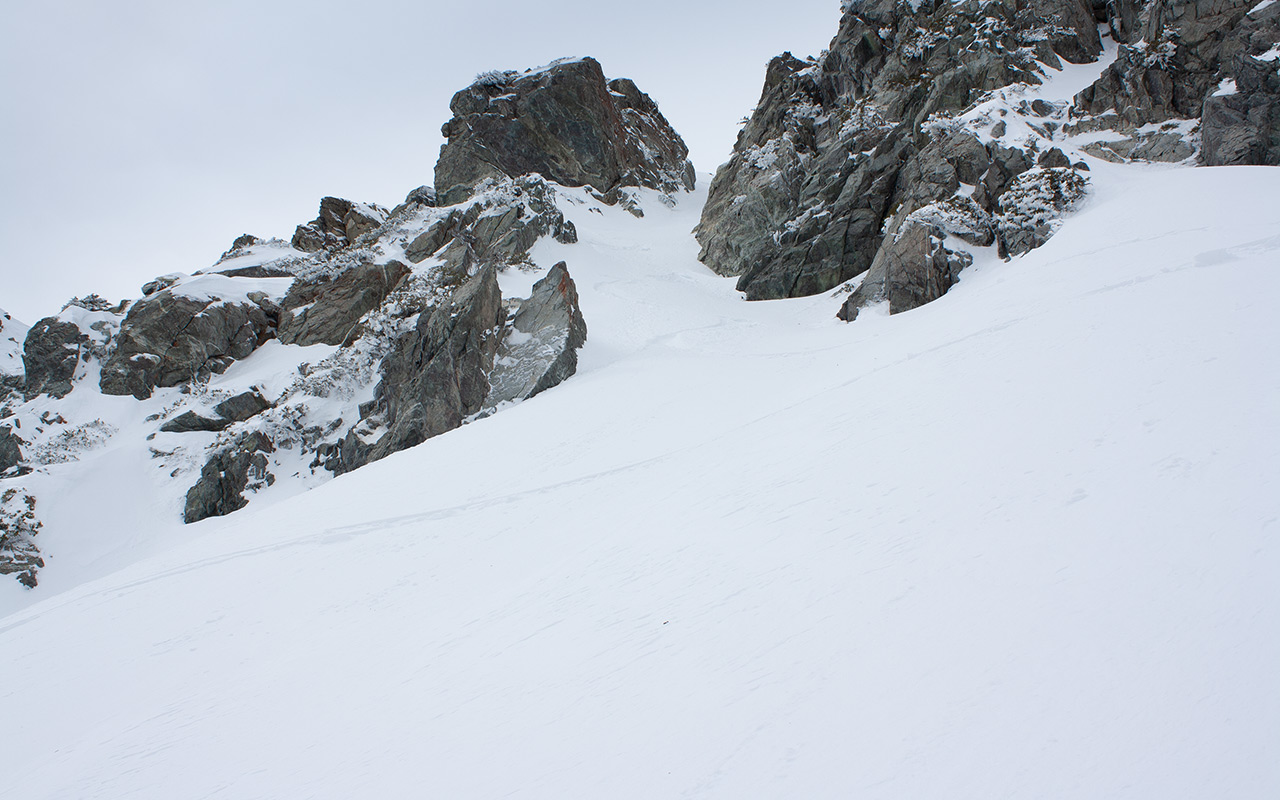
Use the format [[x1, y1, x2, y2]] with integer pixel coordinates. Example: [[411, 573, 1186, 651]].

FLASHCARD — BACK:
[[1, 157, 1278, 798]]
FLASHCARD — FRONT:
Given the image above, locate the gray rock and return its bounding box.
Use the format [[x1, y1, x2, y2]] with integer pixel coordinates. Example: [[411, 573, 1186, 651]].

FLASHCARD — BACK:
[[278, 261, 411, 347], [100, 292, 277, 399], [696, 0, 1102, 301], [291, 197, 388, 253], [160, 411, 231, 433], [405, 177, 577, 268], [1076, 0, 1257, 126], [0, 425, 22, 473], [0, 488, 43, 588], [974, 144, 1034, 210], [838, 221, 973, 321], [213, 389, 272, 422], [141, 274, 181, 296], [1037, 147, 1074, 168], [995, 167, 1090, 257], [1201, 3, 1280, 165], [183, 431, 275, 523], [320, 265, 506, 475], [435, 57, 695, 205], [22, 318, 88, 399], [485, 262, 588, 408]]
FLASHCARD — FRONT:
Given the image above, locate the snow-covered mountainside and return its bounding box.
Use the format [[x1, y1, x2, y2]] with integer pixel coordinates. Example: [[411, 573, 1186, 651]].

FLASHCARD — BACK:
[[2, 0, 1278, 796]]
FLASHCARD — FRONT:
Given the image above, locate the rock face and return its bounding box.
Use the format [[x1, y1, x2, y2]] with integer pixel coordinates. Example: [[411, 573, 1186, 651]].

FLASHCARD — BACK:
[[319, 266, 506, 475], [406, 177, 578, 268], [100, 293, 278, 399], [279, 261, 411, 346], [695, 0, 1102, 302], [0, 425, 22, 473], [1077, 0, 1257, 126], [1201, 3, 1280, 165], [291, 197, 388, 253], [435, 57, 695, 205], [183, 432, 275, 524], [838, 221, 972, 321], [160, 411, 231, 433], [22, 318, 88, 399], [214, 389, 272, 422], [0, 487, 43, 588], [1071, 0, 1278, 166], [485, 262, 588, 408]]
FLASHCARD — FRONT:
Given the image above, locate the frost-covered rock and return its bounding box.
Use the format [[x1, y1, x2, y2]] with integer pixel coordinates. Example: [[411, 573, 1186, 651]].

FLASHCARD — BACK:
[[0, 425, 22, 474], [21, 317, 88, 399], [291, 197, 389, 253], [485, 262, 588, 410], [1201, 2, 1280, 165], [696, 0, 1102, 301], [183, 431, 275, 523], [995, 167, 1089, 256], [0, 486, 42, 588], [279, 261, 411, 347], [838, 220, 973, 321], [435, 57, 695, 206], [100, 288, 280, 399], [318, 264, 505, 475]]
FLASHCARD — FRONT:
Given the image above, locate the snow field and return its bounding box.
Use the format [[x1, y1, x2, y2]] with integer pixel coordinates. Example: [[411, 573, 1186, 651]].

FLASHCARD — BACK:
[[1, 165, 1278, 798]]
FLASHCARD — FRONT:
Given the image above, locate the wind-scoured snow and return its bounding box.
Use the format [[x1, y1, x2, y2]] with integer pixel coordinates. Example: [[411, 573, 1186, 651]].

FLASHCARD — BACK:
[[1, 164, 1278, 798]]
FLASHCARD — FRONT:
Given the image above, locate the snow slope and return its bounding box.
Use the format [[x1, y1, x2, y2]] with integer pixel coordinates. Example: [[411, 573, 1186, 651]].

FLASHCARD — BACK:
[[1, 164, 1278, 798]]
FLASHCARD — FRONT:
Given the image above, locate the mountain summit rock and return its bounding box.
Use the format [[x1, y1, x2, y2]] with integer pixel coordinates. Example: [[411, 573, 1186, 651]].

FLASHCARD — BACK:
[[435, 57, 696, 206]]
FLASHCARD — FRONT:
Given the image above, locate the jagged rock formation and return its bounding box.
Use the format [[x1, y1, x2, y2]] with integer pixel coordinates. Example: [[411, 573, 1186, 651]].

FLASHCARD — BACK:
[[0, 487, 42, 587], [1201, 2, 1280, 165], [435, 57, 695, 205], [100, 292, 279, 399], [317, 266, 505, 476], [485, 262, 588, 409], [291, 197, 389, 253], [278, 261, 411, 346], [183, 431, 275, 523], [1071, 0, 1277, 165], [22, 318, 89, 399], [695, 0, 1103, 305], [701, 0, 1273, 321], [0, 425, 22, 474], [3, 54, 690, 579]]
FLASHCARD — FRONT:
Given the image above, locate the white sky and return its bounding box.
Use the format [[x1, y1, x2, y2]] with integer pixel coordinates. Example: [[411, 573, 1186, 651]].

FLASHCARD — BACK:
[[0, 0, 842, 323]]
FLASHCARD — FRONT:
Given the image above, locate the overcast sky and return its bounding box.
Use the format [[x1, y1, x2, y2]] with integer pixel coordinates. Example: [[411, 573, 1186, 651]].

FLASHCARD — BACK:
[[0, 0, 842, 322]]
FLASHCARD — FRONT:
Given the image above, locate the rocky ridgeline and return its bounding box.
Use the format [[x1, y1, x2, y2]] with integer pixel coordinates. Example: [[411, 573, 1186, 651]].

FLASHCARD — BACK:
[[697, 0, 1278, 319], [0, 59, 693, 586]]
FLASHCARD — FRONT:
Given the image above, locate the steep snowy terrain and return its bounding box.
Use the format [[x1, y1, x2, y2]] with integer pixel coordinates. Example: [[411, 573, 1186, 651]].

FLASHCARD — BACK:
[[1, 158, 1277, 796]]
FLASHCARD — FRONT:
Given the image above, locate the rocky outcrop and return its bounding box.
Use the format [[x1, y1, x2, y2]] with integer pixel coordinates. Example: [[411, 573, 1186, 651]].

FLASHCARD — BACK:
[[183, 431, 275, 523], [1201, 3, 1280, 165], [214, 389, 272, 422], [485, 262, 588, 409], [0, 425, 22, 473], [100, 292, 278, 399], [291, 197, 388, 253], [0, 487, 43, 588], [404, 177, 577, 268], [319, 265, 505, 475], [435, 57, 695, 205], [994, 167, 1090, 256], [1077, 0, 1257, 126], [1070, 0, 1279, 165], [279, 261, 411, 346], [696, 0, 1103, 302], [22, 318, 88, 399], [838, 221, 973, 321], [160, 411, 231, 433]]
